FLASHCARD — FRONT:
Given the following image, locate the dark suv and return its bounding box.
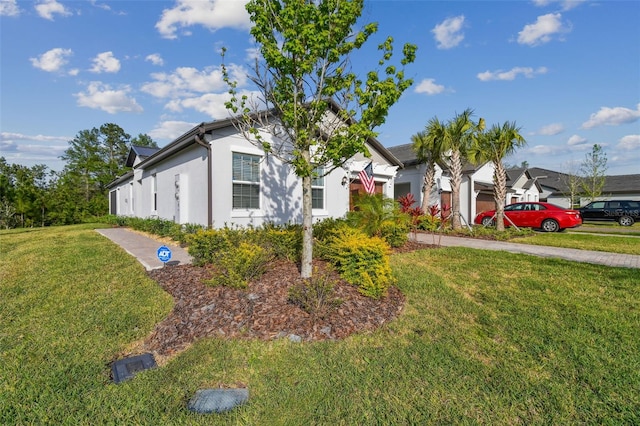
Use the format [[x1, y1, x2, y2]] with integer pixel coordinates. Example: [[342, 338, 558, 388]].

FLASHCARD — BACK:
[[578, 200, 640, 226]]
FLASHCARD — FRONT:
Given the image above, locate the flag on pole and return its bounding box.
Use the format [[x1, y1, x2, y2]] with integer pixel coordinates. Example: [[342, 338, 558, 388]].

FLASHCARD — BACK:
[[358, 161, 375, 194]]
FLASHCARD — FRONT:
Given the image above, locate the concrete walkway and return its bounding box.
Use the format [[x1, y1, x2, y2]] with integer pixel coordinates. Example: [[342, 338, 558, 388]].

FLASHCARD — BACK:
[[96, 228, 193, 271], [96, 227, 640, 271], [411, 233, 640, 269]]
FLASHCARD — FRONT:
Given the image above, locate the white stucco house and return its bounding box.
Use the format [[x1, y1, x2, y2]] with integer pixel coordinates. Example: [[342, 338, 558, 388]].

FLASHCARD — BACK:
[[387, 144, 542, 225], [107, 113, 403, 229]]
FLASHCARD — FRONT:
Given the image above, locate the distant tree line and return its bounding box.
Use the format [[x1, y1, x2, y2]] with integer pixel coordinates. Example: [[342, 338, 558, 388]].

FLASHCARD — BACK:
[[0, 124, 157, 229]]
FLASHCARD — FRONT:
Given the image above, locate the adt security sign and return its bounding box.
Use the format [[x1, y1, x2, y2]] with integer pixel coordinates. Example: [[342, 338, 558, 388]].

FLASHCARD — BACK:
[[157, 246, 172, 263]]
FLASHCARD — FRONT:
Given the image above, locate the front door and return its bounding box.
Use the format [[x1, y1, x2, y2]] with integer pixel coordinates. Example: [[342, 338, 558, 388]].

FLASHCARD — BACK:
[[349, 180, 383, 211]]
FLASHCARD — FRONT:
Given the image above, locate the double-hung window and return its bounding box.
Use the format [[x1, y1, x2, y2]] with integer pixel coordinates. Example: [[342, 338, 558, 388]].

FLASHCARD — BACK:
[[232, 152, 260, 209], [311, 166, 324, 209]]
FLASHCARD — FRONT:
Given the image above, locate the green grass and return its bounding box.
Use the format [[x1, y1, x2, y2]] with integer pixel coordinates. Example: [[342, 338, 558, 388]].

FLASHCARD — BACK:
[[511, 232, 640, 255], [2, 226, 639, 424]]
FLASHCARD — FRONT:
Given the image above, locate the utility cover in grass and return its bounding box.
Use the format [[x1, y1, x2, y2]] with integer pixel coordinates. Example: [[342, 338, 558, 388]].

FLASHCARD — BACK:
[[187, 388, 249, 414], [111, 353, 156, 384]]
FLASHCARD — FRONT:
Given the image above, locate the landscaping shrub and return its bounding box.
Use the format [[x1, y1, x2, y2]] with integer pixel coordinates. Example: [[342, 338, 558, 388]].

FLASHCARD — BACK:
[[313, 217, 350, 242], [347, 194, 410, 247], [320, 227, 394, 299], [288, 269, 343, 319], [257, 223, 303, 262], [185, 226, 249, 266], [205, 242, 274, 289]]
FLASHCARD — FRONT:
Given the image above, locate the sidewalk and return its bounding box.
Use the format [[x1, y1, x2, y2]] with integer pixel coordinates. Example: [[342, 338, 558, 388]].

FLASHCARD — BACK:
[[96, 227, 193, 271], [411, 233, 640, 269]]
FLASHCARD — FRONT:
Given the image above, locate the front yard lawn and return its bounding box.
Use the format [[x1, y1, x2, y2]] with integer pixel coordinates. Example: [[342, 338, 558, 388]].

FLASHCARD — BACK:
[[511, 232, 640, 255], [1, 225, 638, 424]]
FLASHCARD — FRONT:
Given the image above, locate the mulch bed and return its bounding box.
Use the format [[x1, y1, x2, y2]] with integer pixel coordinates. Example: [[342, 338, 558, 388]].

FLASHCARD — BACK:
[[141, 241, 429, 359]]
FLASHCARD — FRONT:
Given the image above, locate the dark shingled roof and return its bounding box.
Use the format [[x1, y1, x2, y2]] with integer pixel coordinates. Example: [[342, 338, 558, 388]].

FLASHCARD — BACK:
[[526, 167, 640, 195], [387, 144, 485, 172], [126, 145, 161, 167]]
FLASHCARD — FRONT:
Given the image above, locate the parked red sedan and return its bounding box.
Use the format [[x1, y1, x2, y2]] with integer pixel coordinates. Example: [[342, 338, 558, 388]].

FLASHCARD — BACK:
[[474, 202, 582, 232]]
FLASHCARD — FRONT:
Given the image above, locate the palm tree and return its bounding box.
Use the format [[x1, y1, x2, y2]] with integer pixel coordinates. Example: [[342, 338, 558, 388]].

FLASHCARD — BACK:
[[442, 109, 484, 230], [411, 118, 446, 213], [470, 121, 526, 231]]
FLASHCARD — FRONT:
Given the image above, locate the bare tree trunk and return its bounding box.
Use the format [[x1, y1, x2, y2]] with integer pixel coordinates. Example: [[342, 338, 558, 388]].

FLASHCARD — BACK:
[[494, 162, 507, 231], [450, 150, 462, 230], [300, 152, 313, 279], [420, 163, 436, 213]]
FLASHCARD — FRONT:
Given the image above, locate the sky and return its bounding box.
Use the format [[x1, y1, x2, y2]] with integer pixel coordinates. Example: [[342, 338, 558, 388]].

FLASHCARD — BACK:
[[1, 0, 639, 176]]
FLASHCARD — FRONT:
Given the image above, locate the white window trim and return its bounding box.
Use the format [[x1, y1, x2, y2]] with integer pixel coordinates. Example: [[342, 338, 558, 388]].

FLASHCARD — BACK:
[[232, 151, 262, 211]]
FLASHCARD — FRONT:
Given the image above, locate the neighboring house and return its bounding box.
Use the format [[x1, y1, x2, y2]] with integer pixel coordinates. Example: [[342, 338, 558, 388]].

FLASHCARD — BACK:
[[388, 144, 542, 225], [107, 114, 403, 228], [504, 168, 543, 204], [527, 167, 640, 208]]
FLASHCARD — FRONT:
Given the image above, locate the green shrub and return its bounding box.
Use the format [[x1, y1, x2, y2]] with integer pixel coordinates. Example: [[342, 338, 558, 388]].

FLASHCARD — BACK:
[[416, 214, 441, 231], [257, 223, 303, 262], [205, 242, 273, 289], [288, 269, 343, 319], [379, 217, 409, 247], [347, 194, 410, 247], [320, 227, 394, 299], [186, 226, 248, 266], [313, 217, 349, 242]]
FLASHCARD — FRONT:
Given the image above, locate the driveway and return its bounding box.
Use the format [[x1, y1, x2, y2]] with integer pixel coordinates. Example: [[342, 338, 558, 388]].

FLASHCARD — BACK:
[[410, 232, 640, 269]]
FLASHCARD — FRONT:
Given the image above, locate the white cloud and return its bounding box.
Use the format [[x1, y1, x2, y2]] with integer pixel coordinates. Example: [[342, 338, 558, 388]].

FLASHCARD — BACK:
[[90, 51, 121, 73], [141, 64, 248, 99], [414, 78, 446, 95], [538, 123, 564, 135], [517, 13, 569, 46], [74, 81, 143, 114], [0, 132, 69, 168], [567, 134, 587, 146], [532, 0, 586, 11], [145, 54, 164, 66], [30, 48, 73, 73], [148, 121, 198, 140], [166, 93, 234, 118], [156, 0, 251, 39], [617, 135, 640, 151], [582, 104, 640, 129], [89, 0, 111, 11], [477, 66, 548, 81], [528, 144, 556, 155], [35, 0, 71, 20], [0, 0, 20, 16], [245, 47, 261, 61], [432, 15, 465, 49]]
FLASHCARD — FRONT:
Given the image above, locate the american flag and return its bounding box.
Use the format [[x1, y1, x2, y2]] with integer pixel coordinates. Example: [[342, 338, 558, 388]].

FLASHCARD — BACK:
[[358, 162, 375, 194]]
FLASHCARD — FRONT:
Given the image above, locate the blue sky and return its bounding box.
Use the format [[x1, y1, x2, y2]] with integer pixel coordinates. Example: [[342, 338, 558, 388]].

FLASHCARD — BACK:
[[1, 0, 639, 175]]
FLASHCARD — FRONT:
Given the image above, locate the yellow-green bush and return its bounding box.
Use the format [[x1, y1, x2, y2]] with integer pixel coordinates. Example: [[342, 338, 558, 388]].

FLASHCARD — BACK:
[[320, 227, 394, 299], [205, 242, 274, 289]]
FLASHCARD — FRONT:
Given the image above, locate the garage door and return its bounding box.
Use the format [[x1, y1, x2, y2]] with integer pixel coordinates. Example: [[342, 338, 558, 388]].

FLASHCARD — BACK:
[[476, 193, 495, 213]]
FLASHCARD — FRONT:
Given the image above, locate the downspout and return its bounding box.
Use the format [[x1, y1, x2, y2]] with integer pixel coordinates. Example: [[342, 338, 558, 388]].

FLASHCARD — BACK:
[[194, 131, 213, 228]]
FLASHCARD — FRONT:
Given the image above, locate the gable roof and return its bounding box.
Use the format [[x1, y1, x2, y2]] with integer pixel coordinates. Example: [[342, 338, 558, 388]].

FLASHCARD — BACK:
[[136, 104, 403, 170], [526, 167, 640, 195], [125, 145, 161, 167]]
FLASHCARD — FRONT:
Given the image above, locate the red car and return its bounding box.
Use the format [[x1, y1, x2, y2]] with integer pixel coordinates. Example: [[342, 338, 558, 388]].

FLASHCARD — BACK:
[[474, 202, 582, 232]]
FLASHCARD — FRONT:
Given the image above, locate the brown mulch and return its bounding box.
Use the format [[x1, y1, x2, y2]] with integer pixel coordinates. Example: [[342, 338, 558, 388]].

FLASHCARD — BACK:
[[140, 241, 429, 359]]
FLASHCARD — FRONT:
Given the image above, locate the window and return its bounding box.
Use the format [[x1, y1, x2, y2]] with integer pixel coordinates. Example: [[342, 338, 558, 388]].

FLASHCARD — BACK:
[[232, 153, 260, 209], [151, 174, 157, 212], [312, 166, 324, 209], [394, 182, 411, 200]]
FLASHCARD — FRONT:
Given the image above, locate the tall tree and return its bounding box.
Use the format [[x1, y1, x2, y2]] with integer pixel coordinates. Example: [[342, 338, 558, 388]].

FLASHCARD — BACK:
[[469, 121, 526, 231], [442, 109, 484, 230], [412, 118, 446, 213], [224, 0, 416, 278], [580, 144, 607, 204], [59, 123, 132, 221], [131, 133, 158, 148]]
